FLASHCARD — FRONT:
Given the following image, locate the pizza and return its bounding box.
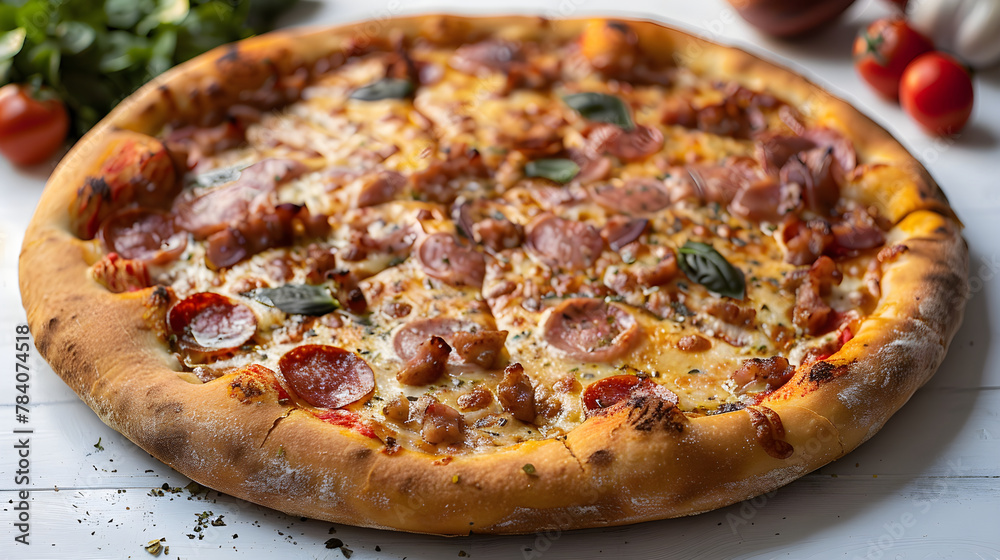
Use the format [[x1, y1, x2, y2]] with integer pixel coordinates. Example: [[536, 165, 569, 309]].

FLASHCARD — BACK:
[[19, 15, 968, 534]]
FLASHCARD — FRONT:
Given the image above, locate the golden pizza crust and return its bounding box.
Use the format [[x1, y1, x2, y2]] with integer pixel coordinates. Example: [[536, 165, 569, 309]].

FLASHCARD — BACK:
[[20, 15, 967, 534]]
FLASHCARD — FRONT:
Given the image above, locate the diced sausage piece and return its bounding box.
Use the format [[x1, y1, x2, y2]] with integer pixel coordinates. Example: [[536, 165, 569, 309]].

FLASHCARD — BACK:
[[396, 336, 451, 386], [417, 232, 486, 287], [731, 356, 795, 390], [450, 330, 508, 369], [382, 394, 411, 422], [421, 401, 464, 445], [591, 178, 671, 215], [526, 214, 605, 271], [90, 253, 151, 293], [579, 19, 639, 72], [174, 158, 307, 239], [676, 334, 711, 352], [70, 131, 179, 239], [473, 218, 524, 253], [168, 293, 257, 359], [277, 344, 375, 409], [99, 209, 188, 265], [729, 177, 784, 223], [543, 298, 639, 362], [497, 363, 536, 423], [457, 386, 493, 412], [356, 170, 406, 208]]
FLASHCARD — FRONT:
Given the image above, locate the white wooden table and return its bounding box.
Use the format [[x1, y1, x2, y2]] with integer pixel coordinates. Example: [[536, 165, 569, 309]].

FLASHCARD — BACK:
[[3, 1, 999, 558]]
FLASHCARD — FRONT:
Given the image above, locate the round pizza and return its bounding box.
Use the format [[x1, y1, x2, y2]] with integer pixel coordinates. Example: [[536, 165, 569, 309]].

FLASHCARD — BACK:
[[19, 15, 968, 534]]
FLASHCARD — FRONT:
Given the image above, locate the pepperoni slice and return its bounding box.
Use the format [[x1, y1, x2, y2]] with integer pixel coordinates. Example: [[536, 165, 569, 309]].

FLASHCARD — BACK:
[[543, 298, 639, 362], [278, 345, 375, 409], [417, 232, 486, 287], [602, 217, 648, 251], [174, 158, 306, 239], [582, 376, 678, 417], [168, 293, 257, 357], [99, 209, 187, 265], [526, 214, 604, 271], [591, 178, 671, 215]]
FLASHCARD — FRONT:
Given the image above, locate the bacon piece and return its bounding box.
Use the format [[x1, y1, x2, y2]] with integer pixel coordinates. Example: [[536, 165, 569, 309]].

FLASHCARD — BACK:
[[497, 363, 536, 423], [165, 120, 246, 170], [543, 298, 639, 362], [705, 300, 756, 327], [591, 178, 671, 215], [781, 216, 834, 266], [526, 214, 604, 271], [396, 336, 451, 386], [780, 148, 840, 215], [168, 293, 257, 360], [417, 232, 486, 287], [450, 330, 508, 369], [98, 209, 187, 265], [792, 256, 842, 336], [70, 132, 179, 240], [420, 399, 464, 445], [174, 158, 307, 239], [731, 356, 795, 390], [410, 145, 487, 204], [277, 344, 375, 409], [356, 171, 406, 208], [802, 127, 857, 174], [756, 132, 817, 175], [90, 253, 151, 293], [832, 208, 885, 251], [634, 246, 679, 288], [729, 176, 784, 222]]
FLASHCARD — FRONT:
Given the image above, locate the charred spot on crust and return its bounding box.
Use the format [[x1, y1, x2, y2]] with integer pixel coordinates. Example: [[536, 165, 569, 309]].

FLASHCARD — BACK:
[[149, 285, 171, 305], [807, 361, 849, 384], [144, 430, 189, 462], [349, 447, 374, 461], [229, 377, 266, 404], [219, 44, 241, 63], [586, 449, 613, 467], [36, 316, 59, 355], [626, 397, 687, 432], [711, 402, 746, 415]]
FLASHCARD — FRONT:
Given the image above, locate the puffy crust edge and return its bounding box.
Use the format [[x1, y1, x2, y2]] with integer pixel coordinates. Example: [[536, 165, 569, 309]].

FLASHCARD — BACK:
[[19, 15, 967, 535]]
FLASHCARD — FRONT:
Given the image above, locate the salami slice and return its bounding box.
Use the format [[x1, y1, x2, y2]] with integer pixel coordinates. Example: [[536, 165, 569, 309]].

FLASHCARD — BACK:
[[278, 345, 375, 409], [98, 208, 187, 265], [582, 376, 679, 417], [417, 233, 486, 287], [543, 298, 640, 362], [526, 214, 604, 271], [168, 293, 257, 357], [591, 178, 671, 215]]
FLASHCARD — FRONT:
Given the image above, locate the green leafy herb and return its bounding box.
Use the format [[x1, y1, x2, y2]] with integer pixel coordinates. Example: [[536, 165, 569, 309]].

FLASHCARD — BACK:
[[349, 78, 414, 101], [563, 92, 635, 131], [524, 158, 580, 184], [677, 241, 745, 300], [94, 437, 104, 451], [0, 0, 299, 138], [522, 463, 537, 475], [248, 285, 339, 316]]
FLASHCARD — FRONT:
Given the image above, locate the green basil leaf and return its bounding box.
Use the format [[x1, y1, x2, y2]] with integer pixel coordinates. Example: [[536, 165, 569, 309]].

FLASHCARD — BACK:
[[677, 241, 745, 300], [563, 92, 635, 131], [349, 78, 414, 101], [524, 158, 580, 184], [248, 285, 340, 316], [55, 22, 96, 55]]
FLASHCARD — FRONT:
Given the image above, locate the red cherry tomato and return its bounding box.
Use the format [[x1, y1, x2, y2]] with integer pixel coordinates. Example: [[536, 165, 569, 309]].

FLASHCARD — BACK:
[[0, 84, 69, 166], [900, 53, 974, 135], [853, 18, 934, 100]]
